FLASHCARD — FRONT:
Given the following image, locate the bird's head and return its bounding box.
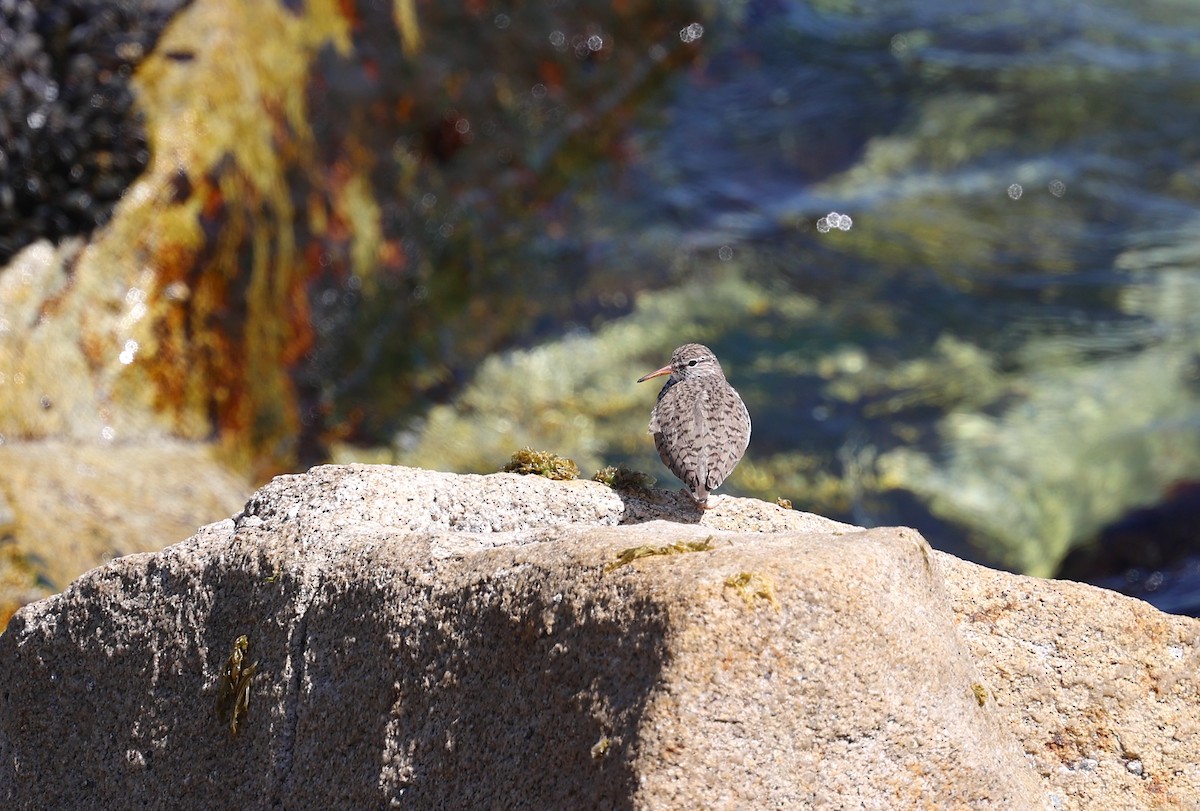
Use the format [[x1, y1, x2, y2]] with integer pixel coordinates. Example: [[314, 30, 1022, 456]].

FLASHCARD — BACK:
[[637, 343, 723, 383]]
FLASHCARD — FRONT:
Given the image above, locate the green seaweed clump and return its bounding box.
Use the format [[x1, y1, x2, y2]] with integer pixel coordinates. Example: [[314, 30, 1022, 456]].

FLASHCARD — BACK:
[[502, 448, 580, 480], [724, 571, 781, 610], [605, 537, 716, 572], [593, 466, 656, 491], [215, 634, 258, 737]]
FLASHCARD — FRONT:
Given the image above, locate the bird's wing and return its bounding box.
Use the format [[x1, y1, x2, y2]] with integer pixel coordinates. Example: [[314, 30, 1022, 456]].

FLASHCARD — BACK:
[[647, 404, 660, 434], [734, 391, 751, 453], [704, 386, 750, 491], [689, 387, 710, 495]]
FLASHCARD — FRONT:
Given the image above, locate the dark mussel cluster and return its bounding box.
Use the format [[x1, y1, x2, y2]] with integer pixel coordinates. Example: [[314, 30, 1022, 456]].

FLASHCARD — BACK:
[[0, 0, 190, 263]]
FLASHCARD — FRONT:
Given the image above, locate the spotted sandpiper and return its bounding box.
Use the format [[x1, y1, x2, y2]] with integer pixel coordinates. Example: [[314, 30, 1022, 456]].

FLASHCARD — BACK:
[[637, 343, 751, 508]]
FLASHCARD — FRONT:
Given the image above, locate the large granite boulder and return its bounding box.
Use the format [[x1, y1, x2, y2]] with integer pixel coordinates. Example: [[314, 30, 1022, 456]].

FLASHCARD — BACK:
[[1, 465, 1196, 809]]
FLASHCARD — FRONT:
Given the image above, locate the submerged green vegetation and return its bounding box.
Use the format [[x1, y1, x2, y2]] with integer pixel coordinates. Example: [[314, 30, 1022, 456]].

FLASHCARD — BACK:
[[385, 251, 1200, 577], [379, 1, 1200, 577]]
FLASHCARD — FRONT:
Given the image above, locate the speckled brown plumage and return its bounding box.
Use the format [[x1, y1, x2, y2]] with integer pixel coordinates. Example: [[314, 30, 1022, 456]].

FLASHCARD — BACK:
[[637, 343, 751, 507]]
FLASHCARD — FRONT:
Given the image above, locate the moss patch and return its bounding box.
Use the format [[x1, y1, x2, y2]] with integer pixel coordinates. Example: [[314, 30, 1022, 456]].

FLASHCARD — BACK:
[[724, 571, 781, 610], [501, 448, 580, 480], [593, 465, 655, 491], [605, 537, 716, 572]]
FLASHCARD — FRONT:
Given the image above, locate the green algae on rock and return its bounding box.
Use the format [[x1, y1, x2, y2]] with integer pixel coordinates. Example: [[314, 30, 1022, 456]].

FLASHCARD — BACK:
[[604, 537, 717, 572], [214, 633, 258, 738], [502, 448, 580, 481], [723, 571, 781, 611], [592, 466, 656, 491]]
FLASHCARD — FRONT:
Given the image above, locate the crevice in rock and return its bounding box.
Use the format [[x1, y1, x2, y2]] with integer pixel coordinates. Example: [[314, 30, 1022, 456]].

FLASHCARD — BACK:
[[271, 555, 320, 805]]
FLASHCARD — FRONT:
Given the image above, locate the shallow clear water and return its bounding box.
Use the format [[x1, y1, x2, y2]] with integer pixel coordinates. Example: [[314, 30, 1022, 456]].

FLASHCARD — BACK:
[[419, 1, 1199, 598]]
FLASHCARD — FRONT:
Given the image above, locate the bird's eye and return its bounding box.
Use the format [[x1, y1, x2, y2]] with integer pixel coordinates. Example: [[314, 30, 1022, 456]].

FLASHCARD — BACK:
[[688, 359, 698, 366]]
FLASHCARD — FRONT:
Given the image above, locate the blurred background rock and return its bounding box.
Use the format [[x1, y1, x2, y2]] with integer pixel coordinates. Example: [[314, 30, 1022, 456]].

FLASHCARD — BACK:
[[1, 0, 1198, 627]]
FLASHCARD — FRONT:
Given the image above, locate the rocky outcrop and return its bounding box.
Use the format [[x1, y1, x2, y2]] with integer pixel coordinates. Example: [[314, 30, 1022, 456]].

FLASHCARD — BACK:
[[1, 465, 1196, 809]]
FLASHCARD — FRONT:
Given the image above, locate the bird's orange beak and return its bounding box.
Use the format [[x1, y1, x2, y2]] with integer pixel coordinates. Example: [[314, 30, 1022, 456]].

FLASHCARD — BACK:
[[636, 364, 673, 383]]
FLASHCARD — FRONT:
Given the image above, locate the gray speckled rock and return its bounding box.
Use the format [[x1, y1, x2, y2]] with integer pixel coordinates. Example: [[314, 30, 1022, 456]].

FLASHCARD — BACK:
[[1, 464, 1197, 810]]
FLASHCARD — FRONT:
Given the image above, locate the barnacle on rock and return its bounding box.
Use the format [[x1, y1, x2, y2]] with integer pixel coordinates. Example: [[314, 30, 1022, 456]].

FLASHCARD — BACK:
[[502, 448, 580, 480]]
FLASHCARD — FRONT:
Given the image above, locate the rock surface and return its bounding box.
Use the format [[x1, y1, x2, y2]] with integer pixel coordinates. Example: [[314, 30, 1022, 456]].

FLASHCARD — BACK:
[[0, 465, 1197, 810]]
